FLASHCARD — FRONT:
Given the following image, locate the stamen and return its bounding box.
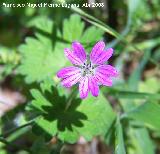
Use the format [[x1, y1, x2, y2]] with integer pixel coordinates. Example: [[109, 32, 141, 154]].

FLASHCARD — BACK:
[[81, 60, 96, 77]]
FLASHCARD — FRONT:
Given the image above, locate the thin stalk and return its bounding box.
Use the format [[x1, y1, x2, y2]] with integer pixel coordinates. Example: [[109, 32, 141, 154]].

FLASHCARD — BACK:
[[0, 119, 34, 138], [71, 7, 142, 52], [0, 136, 31, 152], [0, 137, 9, 145], [65, 86, 78, 111], [56, 141, 64, 154]]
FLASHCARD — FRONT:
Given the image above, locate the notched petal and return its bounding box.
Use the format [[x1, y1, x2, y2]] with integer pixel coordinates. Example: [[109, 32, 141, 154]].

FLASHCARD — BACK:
[[72, 41, 87, 63], [90, 41, 105, 63], [64, 48, 82, 65], [93, 48, 113, 64]]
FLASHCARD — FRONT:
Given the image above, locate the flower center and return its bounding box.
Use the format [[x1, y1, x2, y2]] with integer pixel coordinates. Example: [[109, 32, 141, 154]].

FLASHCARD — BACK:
[[81, 61, 95, 76]]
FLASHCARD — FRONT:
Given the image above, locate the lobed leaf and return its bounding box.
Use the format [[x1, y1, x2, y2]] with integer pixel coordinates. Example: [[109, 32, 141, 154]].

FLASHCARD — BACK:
[[63, 15, 84, 42], [29, 83, 115, 143], [18, 14, 104, 83]]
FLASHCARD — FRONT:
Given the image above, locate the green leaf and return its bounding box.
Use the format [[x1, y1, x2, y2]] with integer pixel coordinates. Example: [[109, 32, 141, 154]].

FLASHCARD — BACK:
[[115, 117, 126, 154], [27, 16, 53, 34], [81, 26, 104, 51], [81, 26, 103, 43], [152, 48, 160, 63], [18, 15, 104, 83], [71, 7, 141, 52], [117, 49, 151, 111], [71, 7, 118, 38], [139, 77, 160, 93], [128, 49, 151, 91], [27, 16, 55, 46], [127, 37, 160, 52], [116, 48, 155, 154], [127, 127, 154, 154], [62, 14, 104, 50], [0, 120, 7, 154], [125, 102, 160, 130], [18, 16, 66, 83], [128, 0, 150, 23], [18, 37, 67, 83], [128, 0, 141, 17], [29, 84, 115, 143], [63, 14, 84, 42], [31, 136, 51, 154], [105, 89, 160, 100]]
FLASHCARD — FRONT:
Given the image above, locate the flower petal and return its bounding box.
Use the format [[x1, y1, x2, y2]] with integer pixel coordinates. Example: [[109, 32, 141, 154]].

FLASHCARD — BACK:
[[79, 76, 89, 99], [57, 66, 81, 78], [64, 48, 82, 65], [93, 48, 113, 65], [89, 76, 99, 97], [95, 71, 112, 86], [72, 42, 87, 63], [90, 41, 105, 64], [96, 64, 118, 77], [62, 72, 81, 88]]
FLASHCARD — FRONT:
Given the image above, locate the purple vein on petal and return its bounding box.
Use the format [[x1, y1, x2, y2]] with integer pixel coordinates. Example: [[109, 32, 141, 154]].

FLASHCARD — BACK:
[[89, 76, 99, 97], [95, 72, 112, 86], [62, 73, 82, 88], [64, 48, 83, 65], [96, 64, 118, 77], [57, 66, 81, 78], [72, 41, 87, 63], [57, 40, 118, 99], [90, 41, 105, 64], [79, 77, 89, 99], [93, 48, 113, 64]]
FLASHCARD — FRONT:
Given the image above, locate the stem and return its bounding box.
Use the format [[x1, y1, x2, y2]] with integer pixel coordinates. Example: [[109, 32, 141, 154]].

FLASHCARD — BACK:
[[0, 137, 10, 145], [48, 138, 64, 154], [56, 142, 64, 154], [0, 120, 34, 138], [71, 7, 142, 52], [0, 136, 31, 152], [65, 86, 78, 111]]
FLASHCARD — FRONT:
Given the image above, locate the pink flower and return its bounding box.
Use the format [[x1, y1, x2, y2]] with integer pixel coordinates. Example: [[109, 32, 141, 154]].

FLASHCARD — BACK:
[[57, 41, 118, 99]]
